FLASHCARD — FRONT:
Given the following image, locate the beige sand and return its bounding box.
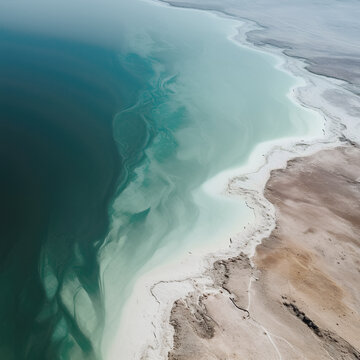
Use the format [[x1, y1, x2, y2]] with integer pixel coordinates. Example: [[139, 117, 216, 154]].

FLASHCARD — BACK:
[[168, 146, 360, 359]]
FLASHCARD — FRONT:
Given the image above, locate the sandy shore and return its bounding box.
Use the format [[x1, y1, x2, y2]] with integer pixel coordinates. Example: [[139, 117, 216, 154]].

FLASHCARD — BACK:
[[168, 146, 360, 359], [147, 2, 360, 359]]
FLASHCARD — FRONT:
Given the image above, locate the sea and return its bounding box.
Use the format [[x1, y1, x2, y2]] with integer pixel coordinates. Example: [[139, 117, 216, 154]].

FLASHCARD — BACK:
[[0, 0, 322, 359]]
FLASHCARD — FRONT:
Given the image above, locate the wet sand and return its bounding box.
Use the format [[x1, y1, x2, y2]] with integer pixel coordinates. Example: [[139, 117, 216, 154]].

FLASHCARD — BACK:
[[168, 146, 360, 359]]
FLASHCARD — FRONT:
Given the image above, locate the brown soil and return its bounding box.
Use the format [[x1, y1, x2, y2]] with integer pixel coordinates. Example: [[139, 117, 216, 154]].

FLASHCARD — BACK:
[[168, 146, 360, 360]]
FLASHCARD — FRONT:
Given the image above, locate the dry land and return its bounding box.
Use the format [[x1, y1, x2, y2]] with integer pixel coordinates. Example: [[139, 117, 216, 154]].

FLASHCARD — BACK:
[[168, 146, 360, 360]]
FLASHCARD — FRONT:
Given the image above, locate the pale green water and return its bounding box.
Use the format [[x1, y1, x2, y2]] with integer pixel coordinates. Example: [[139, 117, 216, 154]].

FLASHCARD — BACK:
[[97, 0, 323, 358]]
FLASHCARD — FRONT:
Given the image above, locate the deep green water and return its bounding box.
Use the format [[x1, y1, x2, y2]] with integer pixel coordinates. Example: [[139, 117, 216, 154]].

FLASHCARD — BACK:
[[0, 0, 322, 359], [0, 29, 153, 359]]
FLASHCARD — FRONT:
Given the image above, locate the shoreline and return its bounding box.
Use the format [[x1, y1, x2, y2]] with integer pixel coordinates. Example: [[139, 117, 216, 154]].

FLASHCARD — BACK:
[[106, 1, 359, 359]]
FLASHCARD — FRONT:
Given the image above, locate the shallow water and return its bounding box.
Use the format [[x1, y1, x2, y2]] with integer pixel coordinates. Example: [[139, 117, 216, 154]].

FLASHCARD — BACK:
[[98, 1, 322, 358], [0, 0, 322, 359]]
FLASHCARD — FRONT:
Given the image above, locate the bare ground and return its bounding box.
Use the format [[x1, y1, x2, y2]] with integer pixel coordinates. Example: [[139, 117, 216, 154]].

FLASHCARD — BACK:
[[168, 146, 360, 360]]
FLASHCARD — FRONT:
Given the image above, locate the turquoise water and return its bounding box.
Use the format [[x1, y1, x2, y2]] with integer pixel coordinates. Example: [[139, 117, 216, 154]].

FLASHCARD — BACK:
[[96, 1, 322, 359], [0, 0, 322, 359]]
